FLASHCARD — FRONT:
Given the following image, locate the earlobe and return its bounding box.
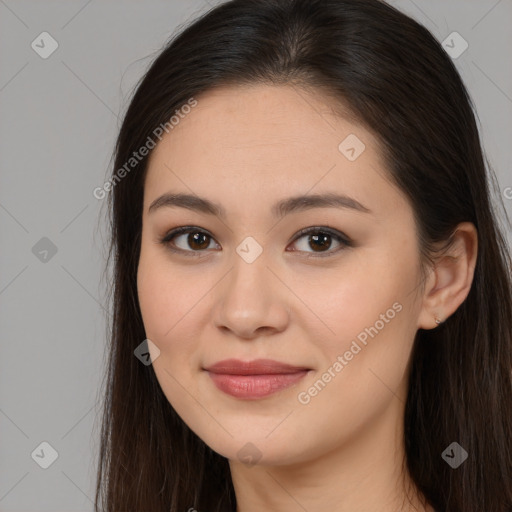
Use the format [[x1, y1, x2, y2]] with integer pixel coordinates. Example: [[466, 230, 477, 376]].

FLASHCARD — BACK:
[[417, 222, 478, 331]]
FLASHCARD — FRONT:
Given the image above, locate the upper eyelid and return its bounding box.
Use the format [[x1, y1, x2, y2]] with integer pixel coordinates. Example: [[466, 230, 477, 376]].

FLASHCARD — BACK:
[[162, 225, 350, 253], [162, 225, 346, 241]]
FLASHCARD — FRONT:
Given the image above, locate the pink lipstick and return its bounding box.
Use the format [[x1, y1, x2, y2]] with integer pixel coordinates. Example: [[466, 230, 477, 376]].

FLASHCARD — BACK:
[[204, 359, 310, 399]]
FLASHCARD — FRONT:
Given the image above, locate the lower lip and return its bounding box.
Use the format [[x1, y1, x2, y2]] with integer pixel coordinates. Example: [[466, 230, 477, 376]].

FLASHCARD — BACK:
[[207, 371, 309, 399]]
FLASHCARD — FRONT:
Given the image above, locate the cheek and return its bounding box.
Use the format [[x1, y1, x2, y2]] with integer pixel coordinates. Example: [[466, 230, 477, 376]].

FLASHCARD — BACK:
[[297, 248, 419, 369], [292, 259, 393, 337], [137, 251, 192, 355], [137, 247, 216, 394], [137, 254, 200, 405], [137, 254, 219, 443], [137, 259, 169, 339]]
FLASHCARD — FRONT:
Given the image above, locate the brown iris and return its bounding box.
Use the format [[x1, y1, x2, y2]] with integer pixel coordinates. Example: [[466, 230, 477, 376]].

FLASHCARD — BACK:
[[187, 232, 210, 250], [308, 233, 332, 252]]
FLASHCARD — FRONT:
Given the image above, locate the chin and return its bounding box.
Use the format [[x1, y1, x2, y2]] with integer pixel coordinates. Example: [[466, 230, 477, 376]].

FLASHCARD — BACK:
[[193, 427, 316, 468]]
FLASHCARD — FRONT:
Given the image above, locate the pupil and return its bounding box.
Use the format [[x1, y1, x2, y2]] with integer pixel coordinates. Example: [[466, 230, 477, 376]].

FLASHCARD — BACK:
[[310, 233, 331, 251], [189, 232, 209, 250]]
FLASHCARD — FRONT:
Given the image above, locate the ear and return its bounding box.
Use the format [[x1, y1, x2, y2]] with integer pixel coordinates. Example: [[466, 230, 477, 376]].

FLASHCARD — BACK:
[[417, 222, 478, 330]]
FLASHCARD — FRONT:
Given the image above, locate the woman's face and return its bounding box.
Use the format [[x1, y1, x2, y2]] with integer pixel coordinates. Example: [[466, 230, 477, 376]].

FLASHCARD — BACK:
[[137, 84, 428, 466]]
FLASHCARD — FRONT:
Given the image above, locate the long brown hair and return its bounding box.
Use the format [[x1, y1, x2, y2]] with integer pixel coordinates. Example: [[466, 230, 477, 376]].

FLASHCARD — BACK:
[[95, 0, 512, 510]]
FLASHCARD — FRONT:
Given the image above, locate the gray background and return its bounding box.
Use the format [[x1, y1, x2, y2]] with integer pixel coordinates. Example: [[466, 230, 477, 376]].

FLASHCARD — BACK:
[[0, 1, 511, 510]]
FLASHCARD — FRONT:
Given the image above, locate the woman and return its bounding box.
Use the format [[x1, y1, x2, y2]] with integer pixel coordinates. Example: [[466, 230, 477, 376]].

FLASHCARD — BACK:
[[94, 0, 512, 510]]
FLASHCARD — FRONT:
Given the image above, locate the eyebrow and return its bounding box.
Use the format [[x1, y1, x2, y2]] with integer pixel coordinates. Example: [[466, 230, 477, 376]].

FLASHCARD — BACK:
[[148, 192, 371, 218]]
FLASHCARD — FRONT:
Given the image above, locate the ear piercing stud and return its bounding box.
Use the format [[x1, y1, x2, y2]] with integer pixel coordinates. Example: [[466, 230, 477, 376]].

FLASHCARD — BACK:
[[434, 316, 443, 325]]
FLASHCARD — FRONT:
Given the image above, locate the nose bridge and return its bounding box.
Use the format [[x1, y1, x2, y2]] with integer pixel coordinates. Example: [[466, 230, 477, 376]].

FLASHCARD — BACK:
[[225, 239, 272, 311], [213, 238, 289, 337]]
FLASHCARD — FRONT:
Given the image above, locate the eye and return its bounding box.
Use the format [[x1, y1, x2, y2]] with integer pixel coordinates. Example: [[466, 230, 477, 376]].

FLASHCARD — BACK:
[[160, 226, 220, 256], [159, 225, 352, 257], [287, 226, 352, 257]]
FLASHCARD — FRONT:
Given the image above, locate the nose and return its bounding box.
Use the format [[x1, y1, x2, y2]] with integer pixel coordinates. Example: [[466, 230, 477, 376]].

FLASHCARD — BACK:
[[213, 250, 291, 340]]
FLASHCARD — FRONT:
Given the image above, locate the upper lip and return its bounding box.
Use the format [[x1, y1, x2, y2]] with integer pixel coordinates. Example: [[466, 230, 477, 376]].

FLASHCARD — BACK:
[[204, 358, 310, 375]]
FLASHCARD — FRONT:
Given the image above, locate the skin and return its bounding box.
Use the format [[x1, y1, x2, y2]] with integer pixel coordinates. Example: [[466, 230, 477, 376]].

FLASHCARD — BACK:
[[137, 83, 478, 511]]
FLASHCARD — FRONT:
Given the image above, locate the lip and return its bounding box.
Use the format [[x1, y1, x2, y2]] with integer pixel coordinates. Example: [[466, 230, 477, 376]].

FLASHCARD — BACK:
[[205, 358, 310, 375], [204, 359, 311, 399]]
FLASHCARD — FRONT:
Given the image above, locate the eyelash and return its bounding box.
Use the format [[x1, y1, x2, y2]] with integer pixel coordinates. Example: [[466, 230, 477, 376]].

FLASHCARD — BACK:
[[159, 225, 353, 259]]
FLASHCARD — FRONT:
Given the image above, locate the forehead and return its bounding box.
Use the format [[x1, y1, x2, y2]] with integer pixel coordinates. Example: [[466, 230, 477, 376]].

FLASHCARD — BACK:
[[150, 83, 376, 162], [143, 84, 402, 219]]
